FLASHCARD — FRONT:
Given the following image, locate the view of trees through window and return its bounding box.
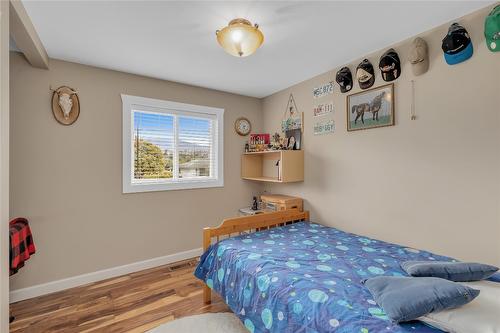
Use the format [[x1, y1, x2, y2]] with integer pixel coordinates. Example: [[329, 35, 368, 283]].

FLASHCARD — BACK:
[[133, 111, 212, 181], [134, 139, 173, 179]]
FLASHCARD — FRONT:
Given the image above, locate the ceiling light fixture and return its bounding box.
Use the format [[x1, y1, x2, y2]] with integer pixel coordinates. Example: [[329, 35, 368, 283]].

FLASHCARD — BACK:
[[216, 18, 264, 57]]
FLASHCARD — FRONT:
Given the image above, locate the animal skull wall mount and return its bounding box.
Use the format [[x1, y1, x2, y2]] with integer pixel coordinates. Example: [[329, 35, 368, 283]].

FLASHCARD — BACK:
[[51, 86, 80, 125]]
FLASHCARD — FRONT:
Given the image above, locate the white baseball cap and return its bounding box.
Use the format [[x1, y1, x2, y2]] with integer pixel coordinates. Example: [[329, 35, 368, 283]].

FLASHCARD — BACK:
[[408, 37, 429, 76]]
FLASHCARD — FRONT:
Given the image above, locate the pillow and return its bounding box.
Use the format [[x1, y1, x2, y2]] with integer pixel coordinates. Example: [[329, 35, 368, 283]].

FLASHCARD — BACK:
[[419, 280, 500, 333], [401, 261, 499, 282], [488, 272, 500, 283], [363, 276, 479, 323]]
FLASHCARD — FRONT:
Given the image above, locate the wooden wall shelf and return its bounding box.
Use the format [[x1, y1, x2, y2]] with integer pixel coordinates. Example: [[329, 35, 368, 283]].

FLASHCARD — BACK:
[[241, 150, 304, 183]]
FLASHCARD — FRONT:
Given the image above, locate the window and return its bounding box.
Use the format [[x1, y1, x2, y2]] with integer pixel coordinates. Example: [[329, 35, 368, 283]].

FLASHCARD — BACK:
[[122, 95, 224, 193]]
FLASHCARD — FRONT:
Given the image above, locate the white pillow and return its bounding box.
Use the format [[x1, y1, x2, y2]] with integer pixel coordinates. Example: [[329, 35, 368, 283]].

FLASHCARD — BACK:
[[419, 280, 500, 333]]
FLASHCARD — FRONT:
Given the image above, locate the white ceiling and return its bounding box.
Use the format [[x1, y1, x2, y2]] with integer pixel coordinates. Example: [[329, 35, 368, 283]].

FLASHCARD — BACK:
[[22, 1, 492, 98]]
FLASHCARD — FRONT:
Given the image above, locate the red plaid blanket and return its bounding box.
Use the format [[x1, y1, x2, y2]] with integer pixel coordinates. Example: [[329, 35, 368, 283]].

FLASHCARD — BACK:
[[10, 218, 36, 276]]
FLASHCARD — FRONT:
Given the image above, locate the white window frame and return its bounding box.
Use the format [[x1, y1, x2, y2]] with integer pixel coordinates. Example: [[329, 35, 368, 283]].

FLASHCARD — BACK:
[[122, 94, 224, 193]]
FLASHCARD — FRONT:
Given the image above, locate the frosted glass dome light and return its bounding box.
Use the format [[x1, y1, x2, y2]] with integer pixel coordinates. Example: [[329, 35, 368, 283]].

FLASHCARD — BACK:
[[216, 18, 264, 57]]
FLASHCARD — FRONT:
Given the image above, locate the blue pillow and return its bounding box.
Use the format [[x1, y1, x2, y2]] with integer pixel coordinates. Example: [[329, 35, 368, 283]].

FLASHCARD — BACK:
[[401, 261, 499, 282], [363, 276, 479, 323]]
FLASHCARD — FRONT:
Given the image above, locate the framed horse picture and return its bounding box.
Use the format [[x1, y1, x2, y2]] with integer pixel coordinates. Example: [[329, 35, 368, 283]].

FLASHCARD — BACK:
[[347, 83, 394, 131]]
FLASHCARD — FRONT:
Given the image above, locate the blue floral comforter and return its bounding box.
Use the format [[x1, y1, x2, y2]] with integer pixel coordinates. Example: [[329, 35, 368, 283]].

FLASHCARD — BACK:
[[195, 222, 455, 333]]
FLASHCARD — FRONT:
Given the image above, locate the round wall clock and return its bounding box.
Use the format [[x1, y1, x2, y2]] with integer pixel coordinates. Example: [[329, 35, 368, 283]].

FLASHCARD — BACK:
[[235, 117, 251, 136]]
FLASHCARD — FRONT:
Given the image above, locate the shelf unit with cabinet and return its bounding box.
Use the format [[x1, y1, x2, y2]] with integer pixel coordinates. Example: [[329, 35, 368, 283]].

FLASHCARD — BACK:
[[241, 150, 304, 183]]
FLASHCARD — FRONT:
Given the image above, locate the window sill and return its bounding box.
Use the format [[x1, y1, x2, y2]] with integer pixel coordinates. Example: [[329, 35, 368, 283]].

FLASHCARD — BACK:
[[123, 179, 224, 193]]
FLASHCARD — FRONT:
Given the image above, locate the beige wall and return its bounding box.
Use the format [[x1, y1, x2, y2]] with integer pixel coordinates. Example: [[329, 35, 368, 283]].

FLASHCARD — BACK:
[[262, 5, 500, 266], [9, 53, 262, 289], [1, 0, 10, 328]]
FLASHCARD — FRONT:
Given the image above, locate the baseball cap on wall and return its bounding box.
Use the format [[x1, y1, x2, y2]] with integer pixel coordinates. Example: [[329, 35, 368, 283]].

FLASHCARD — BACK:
[[335, 67, 353, 93], [485, 5, 500, 52], [379, 48, 401, 82], [442, 23, 473, 65], [356, 59, 375, 89], [408, 37, 429, 76]]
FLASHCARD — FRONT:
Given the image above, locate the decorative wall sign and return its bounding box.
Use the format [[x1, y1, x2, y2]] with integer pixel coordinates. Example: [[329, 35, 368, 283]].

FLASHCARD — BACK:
[[281, 94, 302, 132], [313, 101, 334, 117], [249, 133, 270, 145], [314, 119, 335, 135], [313, 81, 334, 98], [50, 86, 80, 125], [347, 83, 394, 131]]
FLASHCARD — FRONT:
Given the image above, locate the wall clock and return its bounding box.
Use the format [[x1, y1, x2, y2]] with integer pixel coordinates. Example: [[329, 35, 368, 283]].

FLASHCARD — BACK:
[[235, 117, 251, 136]]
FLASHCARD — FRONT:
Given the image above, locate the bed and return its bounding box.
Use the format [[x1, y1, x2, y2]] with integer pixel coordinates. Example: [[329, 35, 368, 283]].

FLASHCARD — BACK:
[[195, 210, 454, 332]]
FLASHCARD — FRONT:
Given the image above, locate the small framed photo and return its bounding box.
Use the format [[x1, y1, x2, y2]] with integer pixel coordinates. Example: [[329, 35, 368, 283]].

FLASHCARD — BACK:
[[285, 128, 301, 150], [347, 83, 394, 131]]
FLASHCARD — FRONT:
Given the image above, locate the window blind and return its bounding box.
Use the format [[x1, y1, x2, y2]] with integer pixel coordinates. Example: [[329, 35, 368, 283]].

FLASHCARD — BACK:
[[132, 110, 217, 183]]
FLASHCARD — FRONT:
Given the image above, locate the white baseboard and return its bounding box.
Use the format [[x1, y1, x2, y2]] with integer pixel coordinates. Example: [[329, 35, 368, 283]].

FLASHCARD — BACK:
[[10, 247, 203, 303]]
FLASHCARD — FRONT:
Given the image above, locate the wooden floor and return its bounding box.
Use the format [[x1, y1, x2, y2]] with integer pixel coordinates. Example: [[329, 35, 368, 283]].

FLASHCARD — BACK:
[[10, 258, 229, 333]]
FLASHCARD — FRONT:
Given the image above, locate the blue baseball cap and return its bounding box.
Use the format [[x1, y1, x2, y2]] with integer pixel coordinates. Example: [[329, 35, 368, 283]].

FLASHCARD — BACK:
[[442, 23, 473, 65], [444, 42, 473, 65]]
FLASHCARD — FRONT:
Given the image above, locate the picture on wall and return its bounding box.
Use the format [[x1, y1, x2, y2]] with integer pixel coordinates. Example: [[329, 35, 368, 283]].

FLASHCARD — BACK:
[[285, 128, 301, 150], [347, 83, 394, 131], [282, 93, 302, 132]]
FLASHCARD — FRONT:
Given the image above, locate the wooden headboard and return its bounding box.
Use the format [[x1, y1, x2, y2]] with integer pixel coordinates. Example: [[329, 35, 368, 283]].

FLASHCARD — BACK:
[[202, 209, 309, 303]]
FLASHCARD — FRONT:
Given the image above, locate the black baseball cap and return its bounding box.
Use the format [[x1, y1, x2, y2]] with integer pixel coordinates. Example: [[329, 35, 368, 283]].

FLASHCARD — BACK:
[[335, 67, 353, 93], [356, 59, 375, 89], [442, 23, 473, 65], [379, 48, 401, 82]]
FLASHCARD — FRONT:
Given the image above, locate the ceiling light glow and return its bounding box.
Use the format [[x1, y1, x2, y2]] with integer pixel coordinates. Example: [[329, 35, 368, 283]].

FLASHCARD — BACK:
[[216, 18, 264, 57]]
